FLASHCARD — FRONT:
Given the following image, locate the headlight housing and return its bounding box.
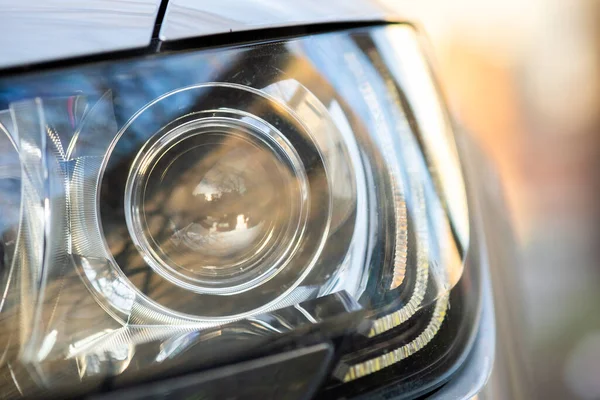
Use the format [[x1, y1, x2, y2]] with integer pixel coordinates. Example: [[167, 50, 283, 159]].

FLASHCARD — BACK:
[[0, 24, 482, 399]]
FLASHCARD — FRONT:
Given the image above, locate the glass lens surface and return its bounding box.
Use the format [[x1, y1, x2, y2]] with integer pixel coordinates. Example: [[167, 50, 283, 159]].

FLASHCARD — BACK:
[[146, 134, 286, 277], [0, 25, 470, 399], [130, 120, 305, 293]]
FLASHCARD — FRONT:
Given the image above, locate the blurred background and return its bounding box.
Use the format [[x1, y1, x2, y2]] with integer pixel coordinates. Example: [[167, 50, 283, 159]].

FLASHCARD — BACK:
[[383, 0, 600, 398]]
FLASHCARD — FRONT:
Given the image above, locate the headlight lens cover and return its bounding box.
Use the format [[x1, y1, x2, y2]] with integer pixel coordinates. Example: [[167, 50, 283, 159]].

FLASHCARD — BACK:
[[0, 24, 474, 398]]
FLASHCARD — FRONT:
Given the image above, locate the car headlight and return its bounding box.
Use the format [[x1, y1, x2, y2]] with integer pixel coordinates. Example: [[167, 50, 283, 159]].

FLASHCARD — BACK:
[[0, 24, 483, 399]]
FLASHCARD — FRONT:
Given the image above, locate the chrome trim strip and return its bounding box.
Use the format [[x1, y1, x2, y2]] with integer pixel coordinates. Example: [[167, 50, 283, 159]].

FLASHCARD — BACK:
[[159, 0, 400, 41], [0, 0, 161, 69]]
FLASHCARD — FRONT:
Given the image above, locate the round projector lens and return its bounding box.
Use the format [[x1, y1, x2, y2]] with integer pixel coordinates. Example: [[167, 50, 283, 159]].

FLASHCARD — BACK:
[[125, 114, 309, 294], [100, 83, 331, 319]]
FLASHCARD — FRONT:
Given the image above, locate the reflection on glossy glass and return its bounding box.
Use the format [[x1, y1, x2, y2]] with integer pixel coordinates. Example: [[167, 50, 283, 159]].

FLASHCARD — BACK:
[[0, 25, 470, 397], [375, 27, 469, 262], [130, 119, 307, 293], [292, 30, 468, 383], [108, 82, 335, 319], [157, 139, 279, 270], [0, 115, 20, 318]]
